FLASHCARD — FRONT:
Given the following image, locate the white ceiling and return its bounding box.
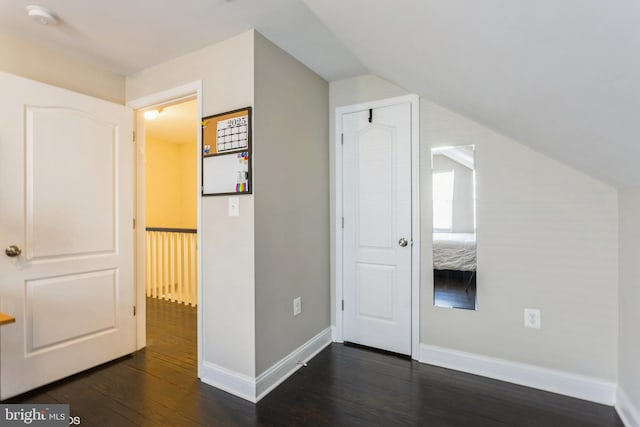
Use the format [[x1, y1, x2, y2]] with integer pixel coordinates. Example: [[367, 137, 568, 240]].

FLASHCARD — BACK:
[[304, 0, 640, 188], [0, 0, 365, 80], [1, 0, 638, 187]]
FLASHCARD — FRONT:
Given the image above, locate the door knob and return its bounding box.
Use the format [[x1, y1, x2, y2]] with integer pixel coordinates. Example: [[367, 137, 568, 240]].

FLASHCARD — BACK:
[[398, 238, 408, 247], [5, 245, 21, 257]]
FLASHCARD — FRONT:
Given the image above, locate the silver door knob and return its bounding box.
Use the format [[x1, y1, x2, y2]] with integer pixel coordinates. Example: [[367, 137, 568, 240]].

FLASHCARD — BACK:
[[5, 245, 21, 257], [398, 238, 408, 247]]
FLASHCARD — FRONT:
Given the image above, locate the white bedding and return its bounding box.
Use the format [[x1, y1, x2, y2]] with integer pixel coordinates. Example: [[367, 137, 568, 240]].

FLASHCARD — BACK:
[[433, 232, 476, 271]]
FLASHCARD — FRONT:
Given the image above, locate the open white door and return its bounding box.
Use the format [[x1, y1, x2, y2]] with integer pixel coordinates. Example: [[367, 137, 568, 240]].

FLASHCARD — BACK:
[[342, 102, 413, 355], [0, 71, 135, 399]]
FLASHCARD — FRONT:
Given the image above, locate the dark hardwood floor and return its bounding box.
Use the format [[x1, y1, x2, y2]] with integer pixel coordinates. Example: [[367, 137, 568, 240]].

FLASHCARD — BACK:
[[9, 298, 623, 426]]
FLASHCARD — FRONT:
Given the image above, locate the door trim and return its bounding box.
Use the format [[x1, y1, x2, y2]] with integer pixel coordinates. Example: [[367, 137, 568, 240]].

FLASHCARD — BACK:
[[333, 94, 420, 359], [127, 81, 203, 376]]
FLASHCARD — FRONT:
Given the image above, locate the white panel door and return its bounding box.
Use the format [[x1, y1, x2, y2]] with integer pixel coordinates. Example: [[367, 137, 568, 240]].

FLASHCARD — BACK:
[[342, 102, 412, 355], [0, 71, 135, 399]]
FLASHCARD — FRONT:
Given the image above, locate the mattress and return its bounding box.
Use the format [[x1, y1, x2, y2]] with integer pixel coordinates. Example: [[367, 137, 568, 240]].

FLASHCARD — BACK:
[[433, 232, 477, 271]]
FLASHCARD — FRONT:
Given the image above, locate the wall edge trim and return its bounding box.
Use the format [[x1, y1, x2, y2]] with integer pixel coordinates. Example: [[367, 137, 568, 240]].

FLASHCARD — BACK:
[[200, 327, 332, 403], [419, 343, 616, 405], [200, 361, 257, 403], [617, 386, 640, 427], [255, 327, 332, 402]]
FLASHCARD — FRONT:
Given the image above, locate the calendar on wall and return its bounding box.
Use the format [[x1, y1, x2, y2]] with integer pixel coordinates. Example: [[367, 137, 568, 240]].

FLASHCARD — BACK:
[[202, 107, 252, 196], [216, 115, 248, 153]]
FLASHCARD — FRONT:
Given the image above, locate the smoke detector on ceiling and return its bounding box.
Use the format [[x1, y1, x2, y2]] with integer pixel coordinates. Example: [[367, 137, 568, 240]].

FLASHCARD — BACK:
[[26, 5, 59, 26]]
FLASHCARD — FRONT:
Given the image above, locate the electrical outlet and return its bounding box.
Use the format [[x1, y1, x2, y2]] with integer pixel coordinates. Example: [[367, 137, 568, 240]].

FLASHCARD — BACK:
[[293, 297, 302, 316], [524, 308, 541, 329]]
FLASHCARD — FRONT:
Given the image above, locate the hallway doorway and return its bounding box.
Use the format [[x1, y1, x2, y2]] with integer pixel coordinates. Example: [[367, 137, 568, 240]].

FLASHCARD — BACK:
[[135, 94, 201, 373], [144, 99, 198, 307]]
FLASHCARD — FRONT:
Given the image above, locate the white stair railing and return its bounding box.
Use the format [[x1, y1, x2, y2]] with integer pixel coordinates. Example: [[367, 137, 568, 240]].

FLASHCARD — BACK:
[[146, 228, 197, 306]]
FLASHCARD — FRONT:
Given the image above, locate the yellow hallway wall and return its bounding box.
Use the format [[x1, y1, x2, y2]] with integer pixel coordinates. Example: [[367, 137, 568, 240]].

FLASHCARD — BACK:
[[178, 142, 197, 228], [145, 138, 196, 229]]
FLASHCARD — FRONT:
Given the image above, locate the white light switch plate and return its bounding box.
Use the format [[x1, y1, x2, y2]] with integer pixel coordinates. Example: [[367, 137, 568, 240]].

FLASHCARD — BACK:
[[293, 297, 301, 316], [228, 197, 239, 217]]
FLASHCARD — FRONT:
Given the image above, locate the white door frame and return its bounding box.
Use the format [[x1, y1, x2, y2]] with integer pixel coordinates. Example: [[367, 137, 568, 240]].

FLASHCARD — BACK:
[[127, 81, 203, 375], [333, 94, 420, 359]]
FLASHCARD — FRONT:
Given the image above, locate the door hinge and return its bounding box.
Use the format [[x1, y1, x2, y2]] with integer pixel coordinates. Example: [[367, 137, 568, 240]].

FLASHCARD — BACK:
[[133, 218, 136, 229], [341, 300, 344, 311], [341, 217, 344, 228], [341, 133, 344, 145], [133, 305, 136, 316], [133, 131, 136, 142]]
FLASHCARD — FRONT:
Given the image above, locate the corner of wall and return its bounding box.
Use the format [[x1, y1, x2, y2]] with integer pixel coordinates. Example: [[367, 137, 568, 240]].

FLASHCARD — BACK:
[[617, 187, 640, 427], [617, 386, 640, 427], [253, 31, 330, 377], [200, 326, 332, 403]]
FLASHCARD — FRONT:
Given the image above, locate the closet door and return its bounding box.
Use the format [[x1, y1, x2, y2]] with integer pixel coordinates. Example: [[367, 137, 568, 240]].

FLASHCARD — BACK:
[[342, 102, 412, 355]]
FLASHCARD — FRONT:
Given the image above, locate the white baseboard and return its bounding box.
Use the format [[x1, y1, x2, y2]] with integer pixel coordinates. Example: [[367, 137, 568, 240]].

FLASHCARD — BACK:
[[617, 387, 640, 427], [256, 327, 332, 402], [200, 327, 332, 403], [200, 361, 257, 403], [419, 344, 616, 405]]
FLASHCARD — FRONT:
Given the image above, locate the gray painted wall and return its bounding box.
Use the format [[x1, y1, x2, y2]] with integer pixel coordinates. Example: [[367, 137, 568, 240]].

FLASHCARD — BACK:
[[421, 100, 618, 380], [618, 187, 640, 414], [330, 74, 619, 381], [253, 33, 330, 375]]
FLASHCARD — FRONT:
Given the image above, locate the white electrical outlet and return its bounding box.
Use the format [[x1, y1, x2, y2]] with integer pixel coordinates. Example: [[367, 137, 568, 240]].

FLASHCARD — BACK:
[[293, 297, 302, 316], [524, 308, 541, 329]]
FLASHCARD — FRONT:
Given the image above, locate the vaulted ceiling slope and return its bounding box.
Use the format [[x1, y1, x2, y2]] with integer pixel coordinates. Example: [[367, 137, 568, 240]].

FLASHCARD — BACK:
[[2, 1, 638, 187], [304, 0, 640, 188], [0, 0, 365, 80]]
